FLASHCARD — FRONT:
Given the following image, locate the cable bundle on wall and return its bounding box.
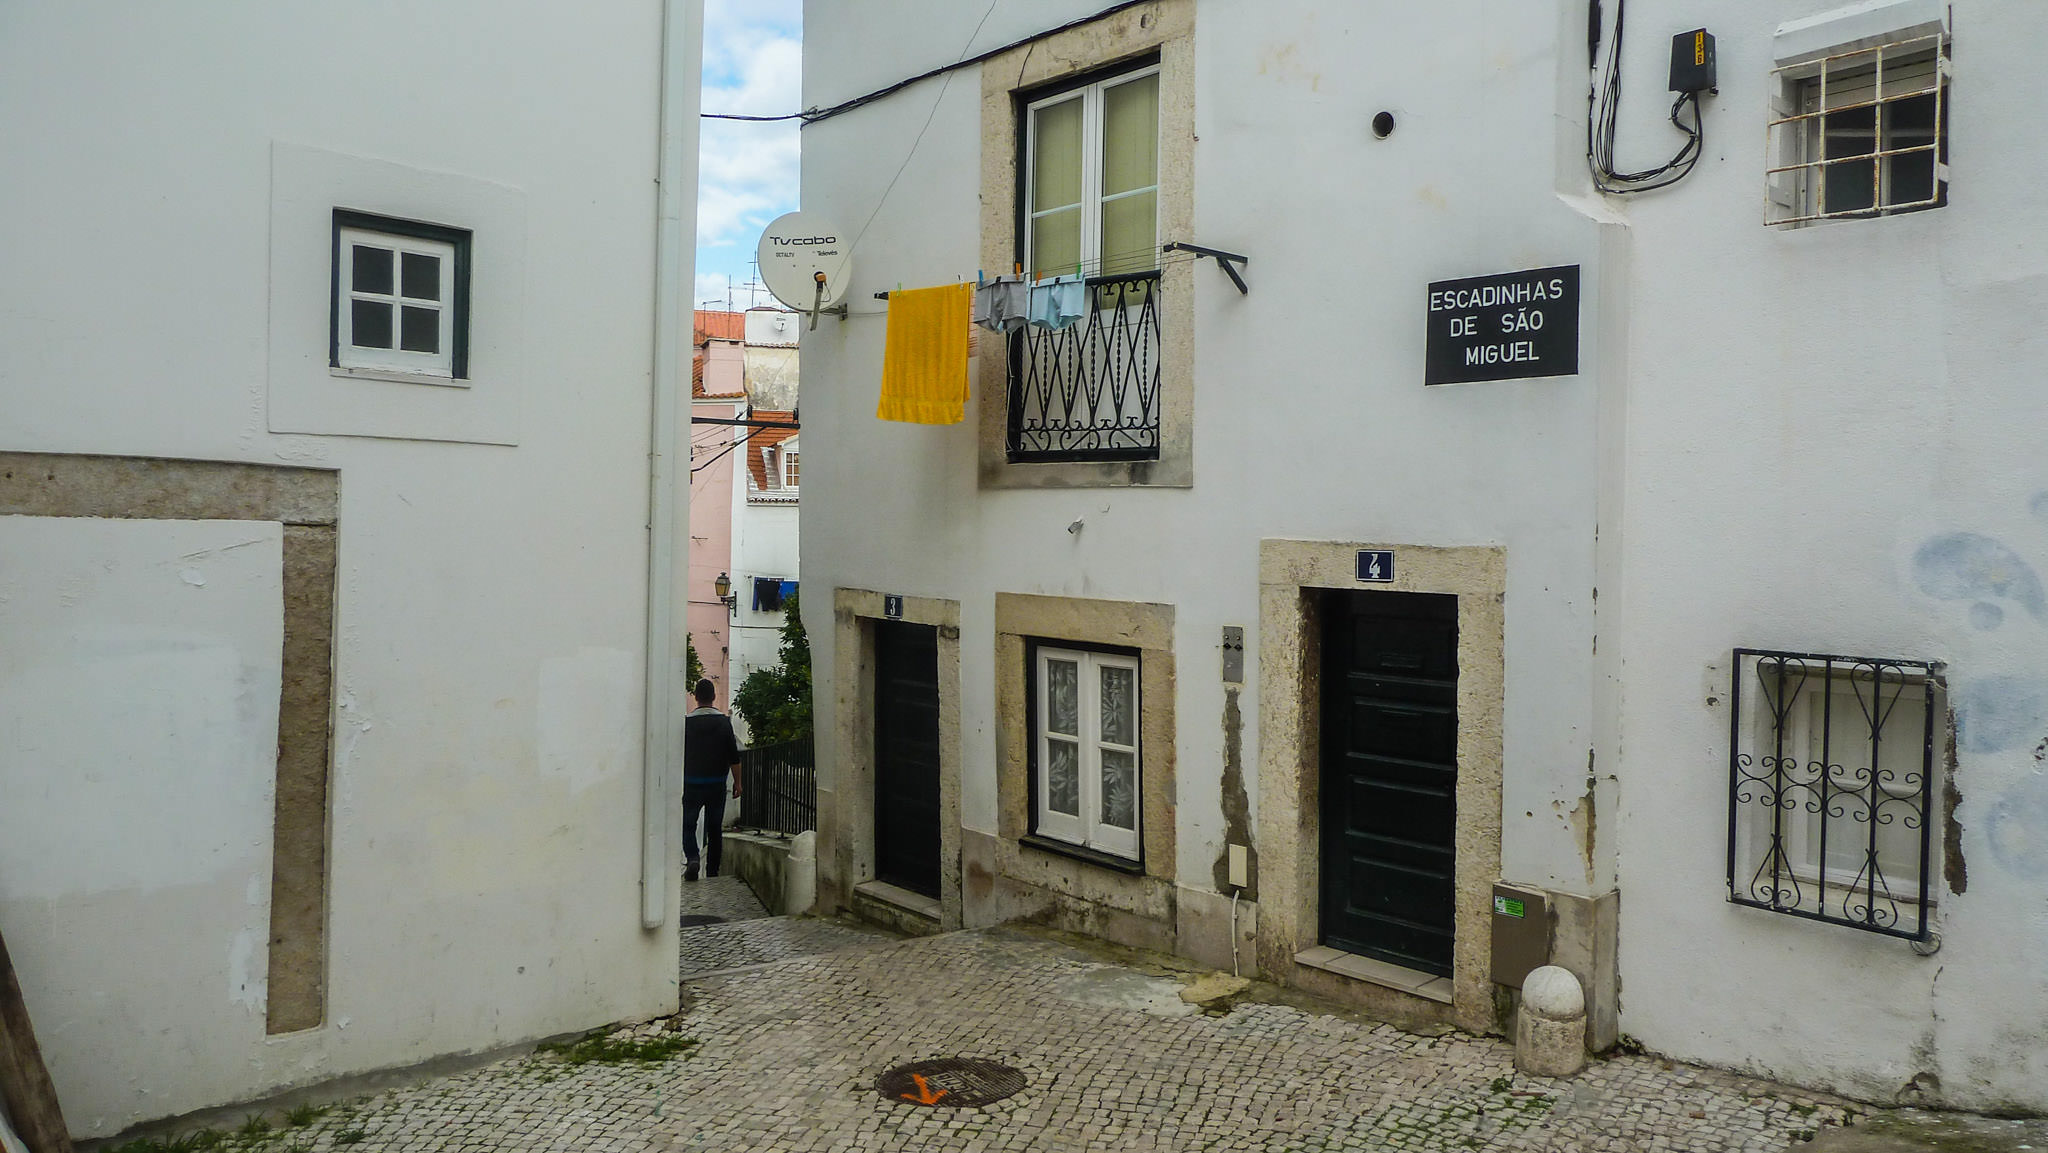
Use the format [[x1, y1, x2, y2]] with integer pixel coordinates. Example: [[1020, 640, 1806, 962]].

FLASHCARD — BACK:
[[1587, 0, 1708, 195]]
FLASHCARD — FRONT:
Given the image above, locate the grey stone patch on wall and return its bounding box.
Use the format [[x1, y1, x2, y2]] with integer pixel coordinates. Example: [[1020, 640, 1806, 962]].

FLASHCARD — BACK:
[[0, 452, 340, 1036], [270, 523, 337, 1033], [1212, 686, 1258, 901]]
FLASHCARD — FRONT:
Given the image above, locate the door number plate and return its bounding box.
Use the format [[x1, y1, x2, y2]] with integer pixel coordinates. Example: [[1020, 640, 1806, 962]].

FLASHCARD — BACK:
[[1356, 550, 1395, 583]]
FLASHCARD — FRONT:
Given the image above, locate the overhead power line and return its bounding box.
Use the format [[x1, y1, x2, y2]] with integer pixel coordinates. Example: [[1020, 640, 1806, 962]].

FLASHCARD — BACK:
[[701, 0, 1160, 127]]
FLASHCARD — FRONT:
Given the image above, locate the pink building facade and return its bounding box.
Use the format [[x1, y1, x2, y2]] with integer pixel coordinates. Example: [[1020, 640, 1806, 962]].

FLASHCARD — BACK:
[[687, 311, 746, 708]]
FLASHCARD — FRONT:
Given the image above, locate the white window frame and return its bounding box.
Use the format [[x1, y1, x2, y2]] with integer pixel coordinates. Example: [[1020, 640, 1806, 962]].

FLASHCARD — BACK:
[[1033, 645, 1141, 860], [1022, 63, 1161, 282], [331, 210, 470, 384], [1766, 33, 1949, 226], [781, 443, 799, 490]]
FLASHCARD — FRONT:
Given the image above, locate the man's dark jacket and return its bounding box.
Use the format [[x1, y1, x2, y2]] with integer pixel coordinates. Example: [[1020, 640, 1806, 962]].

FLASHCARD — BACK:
[[684, 707, 741, 787]]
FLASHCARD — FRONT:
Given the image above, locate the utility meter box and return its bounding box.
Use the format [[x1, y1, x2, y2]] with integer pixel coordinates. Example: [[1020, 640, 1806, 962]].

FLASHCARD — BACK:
[[1668, 28, 1717, 93], [1490, 883, 1550, 988]]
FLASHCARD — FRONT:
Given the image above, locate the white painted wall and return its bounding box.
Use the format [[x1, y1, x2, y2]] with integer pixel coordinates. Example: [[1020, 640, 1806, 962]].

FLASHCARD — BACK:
[[0, 518, 284, 1118], [1612, 0, 2048, 1114], [730, 476, 800, 746], [0, 1, 696, 1135], [801, 0, 1615, 928], [802, 0, 2048, 1113]]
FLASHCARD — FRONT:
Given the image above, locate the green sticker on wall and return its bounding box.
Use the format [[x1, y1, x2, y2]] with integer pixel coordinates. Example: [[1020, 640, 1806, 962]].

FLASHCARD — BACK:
[[1494, 896, 1525, 918]]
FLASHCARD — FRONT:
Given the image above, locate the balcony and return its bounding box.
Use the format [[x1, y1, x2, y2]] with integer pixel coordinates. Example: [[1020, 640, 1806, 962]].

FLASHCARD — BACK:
[[1005, 271, 1161, 463]]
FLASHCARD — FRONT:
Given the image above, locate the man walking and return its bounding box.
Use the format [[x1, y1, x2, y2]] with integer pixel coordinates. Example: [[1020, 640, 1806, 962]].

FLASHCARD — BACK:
[[682, 678, 742, 882]]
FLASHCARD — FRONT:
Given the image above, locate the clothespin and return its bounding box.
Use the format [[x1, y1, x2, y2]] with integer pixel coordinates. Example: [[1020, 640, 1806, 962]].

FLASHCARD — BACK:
[[978, 269, 985, 286]]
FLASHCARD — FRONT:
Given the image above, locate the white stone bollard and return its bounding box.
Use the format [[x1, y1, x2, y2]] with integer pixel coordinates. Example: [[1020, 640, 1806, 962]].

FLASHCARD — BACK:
[[1516, 965, 1588, 1078], [784, 829, 817, 916]]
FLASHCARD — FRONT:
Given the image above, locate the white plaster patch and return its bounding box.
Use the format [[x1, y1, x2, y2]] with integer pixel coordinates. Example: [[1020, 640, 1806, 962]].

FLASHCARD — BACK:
[[0, 517, 283, 899], [228, 927, 268, 1013], [537, 647, 636, 794]]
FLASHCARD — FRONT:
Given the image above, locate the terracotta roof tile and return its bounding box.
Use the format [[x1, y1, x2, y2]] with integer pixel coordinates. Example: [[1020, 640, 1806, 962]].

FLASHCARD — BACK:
[[694, 309, 746, 343], [744, 411, 799, 492]]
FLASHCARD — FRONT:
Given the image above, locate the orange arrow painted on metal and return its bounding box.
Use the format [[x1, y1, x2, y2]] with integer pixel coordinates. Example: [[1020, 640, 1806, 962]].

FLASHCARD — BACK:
[[900, 1074, 948, 1105]]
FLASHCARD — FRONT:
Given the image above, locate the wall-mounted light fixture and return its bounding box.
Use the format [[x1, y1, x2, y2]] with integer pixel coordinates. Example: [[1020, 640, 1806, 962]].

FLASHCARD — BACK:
[[714, 571, 736, 615]]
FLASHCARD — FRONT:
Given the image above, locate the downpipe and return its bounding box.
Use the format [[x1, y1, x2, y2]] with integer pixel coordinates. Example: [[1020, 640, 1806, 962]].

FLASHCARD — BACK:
[[642, 0, 703, 929]]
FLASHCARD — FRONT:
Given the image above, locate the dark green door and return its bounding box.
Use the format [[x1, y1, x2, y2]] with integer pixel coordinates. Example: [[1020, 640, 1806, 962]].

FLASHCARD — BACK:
[[874, 621, 941, 899], [1319, 590, 1459, 976]]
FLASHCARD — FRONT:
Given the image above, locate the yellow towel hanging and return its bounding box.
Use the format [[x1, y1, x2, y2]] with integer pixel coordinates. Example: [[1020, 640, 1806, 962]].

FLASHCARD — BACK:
[[877, 282, 973, 425]]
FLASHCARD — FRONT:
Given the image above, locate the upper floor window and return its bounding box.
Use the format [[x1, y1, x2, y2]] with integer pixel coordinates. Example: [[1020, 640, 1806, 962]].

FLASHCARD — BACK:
[[1023, 63, 1159, 280], [1767, 34, 1948, 226], [331, 210, 471, 380], [781, 447, 799, 490]]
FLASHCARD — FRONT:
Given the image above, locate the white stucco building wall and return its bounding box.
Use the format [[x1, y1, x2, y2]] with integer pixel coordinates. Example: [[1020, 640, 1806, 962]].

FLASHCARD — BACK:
[[798, 0, 2048, 1115], [0, 1, 700, 1137]]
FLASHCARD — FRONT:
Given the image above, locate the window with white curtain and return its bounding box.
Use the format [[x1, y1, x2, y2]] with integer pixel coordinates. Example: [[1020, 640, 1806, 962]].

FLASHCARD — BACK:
[[1033, 644, 1141, 860], [1022, 64, 1160, 281]]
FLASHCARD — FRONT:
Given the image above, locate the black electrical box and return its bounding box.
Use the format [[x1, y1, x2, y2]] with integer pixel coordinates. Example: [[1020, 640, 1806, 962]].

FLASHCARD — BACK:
[[1669, 28, 1717, 93]]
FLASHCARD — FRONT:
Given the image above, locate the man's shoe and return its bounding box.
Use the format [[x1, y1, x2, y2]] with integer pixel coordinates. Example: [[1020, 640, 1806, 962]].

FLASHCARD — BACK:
[[684, 863, 699, 882], [708, 867, 719, 878]]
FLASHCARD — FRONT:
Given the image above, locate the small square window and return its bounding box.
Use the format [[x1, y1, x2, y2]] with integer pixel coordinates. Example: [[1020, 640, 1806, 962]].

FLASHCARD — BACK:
[[1030, 643, 1141, 861], [1767, 35, 1949, 226], [331, 210, 471, 379]]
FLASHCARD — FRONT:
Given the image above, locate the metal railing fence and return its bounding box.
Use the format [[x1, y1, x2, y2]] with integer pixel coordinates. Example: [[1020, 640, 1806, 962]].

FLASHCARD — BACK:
[[737, 736, 816, 836]]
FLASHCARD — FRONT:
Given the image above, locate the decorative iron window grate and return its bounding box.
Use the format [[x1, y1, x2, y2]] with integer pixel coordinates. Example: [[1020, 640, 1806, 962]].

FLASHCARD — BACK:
[[1728, 648, 1939, 940], [1006, 272, 1161, 463]]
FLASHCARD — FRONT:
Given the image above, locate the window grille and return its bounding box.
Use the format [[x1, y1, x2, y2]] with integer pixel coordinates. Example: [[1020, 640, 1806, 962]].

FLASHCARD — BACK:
[[1006, 271, 1161, 462], [1766, 34, 1948, 226], [1728, 649, 1939, 940]]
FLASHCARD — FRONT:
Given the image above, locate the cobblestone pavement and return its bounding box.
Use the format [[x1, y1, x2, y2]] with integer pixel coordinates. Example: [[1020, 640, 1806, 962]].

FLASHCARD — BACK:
[[678, 874, 771, 924], [676, 874, 897, 977], [114, 925, 1926, 1153]]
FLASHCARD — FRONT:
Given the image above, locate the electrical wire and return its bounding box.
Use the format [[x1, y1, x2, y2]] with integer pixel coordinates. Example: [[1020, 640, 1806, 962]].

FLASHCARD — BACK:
[[1587, 0, 1707, 195], [838, 0, 1001, 274], [701, 0, 1161, 127]]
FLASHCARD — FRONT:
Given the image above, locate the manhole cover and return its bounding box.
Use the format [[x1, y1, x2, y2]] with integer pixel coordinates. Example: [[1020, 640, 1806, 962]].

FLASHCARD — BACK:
[[677, 915, 727, 928], [876, 1058, 1027, 1108]]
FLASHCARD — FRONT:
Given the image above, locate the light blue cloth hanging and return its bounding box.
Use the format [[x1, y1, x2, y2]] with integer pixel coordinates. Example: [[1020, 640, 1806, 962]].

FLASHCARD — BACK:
[[1028, 274, 1087, 330]]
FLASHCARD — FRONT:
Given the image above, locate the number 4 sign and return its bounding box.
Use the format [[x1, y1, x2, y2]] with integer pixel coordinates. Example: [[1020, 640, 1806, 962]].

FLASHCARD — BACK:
[[1356, 550, 1395, 583]]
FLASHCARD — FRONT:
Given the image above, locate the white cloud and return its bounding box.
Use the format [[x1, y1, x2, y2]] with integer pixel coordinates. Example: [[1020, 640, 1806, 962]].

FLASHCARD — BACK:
[[696, 0, 802, 285]]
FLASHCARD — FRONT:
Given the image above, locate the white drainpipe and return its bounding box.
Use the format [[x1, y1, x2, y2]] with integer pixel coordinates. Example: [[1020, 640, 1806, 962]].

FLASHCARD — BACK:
[[643, 0, 702, 929]]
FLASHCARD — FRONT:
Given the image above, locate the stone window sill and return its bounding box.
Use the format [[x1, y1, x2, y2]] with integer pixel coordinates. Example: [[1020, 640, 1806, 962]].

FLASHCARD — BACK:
[[1295, 945, 1452, 1004], [1019, 833, 1146, 877]]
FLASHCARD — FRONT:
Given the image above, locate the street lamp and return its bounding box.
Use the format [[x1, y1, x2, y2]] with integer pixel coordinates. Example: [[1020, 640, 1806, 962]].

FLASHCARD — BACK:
[[714, 571, 735, 616]]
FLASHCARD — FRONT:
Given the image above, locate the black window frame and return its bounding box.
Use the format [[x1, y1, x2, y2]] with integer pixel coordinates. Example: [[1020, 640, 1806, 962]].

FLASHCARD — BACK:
[[330, 208, 473, 379], [1021, 635, 1146, 875], [1727, 647, 1942, 942]]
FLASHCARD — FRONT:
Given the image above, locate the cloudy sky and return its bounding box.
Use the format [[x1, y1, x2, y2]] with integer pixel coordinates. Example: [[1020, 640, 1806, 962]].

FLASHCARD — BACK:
[[696, 0, 802, 313]]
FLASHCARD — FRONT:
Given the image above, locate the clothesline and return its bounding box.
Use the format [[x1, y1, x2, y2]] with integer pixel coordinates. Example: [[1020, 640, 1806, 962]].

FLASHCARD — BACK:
[[870, 248, 1203, 301]]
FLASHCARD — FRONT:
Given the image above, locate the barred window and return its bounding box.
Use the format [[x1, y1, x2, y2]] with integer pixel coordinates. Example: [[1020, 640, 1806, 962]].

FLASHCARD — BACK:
[[1766, 34, 1948, 226], [1728, 649, 1941, 940]]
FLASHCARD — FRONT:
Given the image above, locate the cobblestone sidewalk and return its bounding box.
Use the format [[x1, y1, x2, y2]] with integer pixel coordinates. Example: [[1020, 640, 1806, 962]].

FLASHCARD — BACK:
[[676, 874, 897, 977], [109, 925, 1931, 1153]]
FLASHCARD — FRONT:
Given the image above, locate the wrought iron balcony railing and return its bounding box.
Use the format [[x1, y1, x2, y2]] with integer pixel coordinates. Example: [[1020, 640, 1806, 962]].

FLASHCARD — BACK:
[[1006, 271, 1161, 463]]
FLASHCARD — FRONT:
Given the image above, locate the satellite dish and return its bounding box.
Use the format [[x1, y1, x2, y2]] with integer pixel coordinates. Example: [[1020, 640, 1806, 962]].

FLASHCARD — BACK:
[[756, 212, 853, 314]]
